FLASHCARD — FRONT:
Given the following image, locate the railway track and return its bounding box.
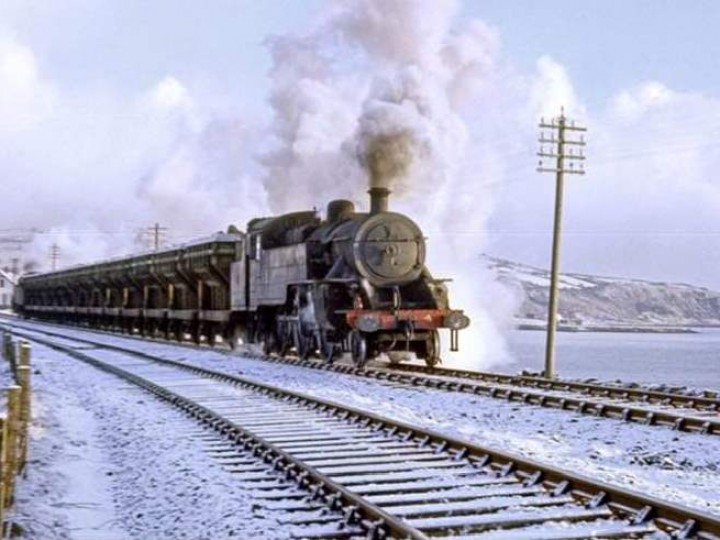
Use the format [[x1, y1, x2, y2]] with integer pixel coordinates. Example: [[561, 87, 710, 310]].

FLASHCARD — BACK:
[[261, 356, 720, 436], [7, 325, 720, 539], [3, 317, 720, 436]]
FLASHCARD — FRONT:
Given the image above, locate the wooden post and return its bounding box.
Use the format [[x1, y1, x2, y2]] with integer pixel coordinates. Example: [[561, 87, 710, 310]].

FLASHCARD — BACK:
[[6, 338, 16, 380], [0, 415, 7, 528], [18, 342, 30, 368], [1, 334, 10, 363], [16, 367, 30, 473], [4, 386, 20, 508], [537, 111, 587, 378]]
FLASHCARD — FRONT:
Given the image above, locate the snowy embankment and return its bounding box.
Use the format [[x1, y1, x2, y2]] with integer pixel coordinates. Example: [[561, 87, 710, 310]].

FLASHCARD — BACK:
[[10, 339, 283, 540], [488, 255, 720, 328], [14, 321, 719, 519]]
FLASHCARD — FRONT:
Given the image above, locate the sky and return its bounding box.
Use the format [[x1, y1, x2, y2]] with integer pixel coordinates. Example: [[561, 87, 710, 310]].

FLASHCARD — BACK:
[[1, 0, 720, 290]]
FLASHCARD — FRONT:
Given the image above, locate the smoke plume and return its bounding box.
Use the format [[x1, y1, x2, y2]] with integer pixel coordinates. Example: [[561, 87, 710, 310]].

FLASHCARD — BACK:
[[263, 0, 515, 368]]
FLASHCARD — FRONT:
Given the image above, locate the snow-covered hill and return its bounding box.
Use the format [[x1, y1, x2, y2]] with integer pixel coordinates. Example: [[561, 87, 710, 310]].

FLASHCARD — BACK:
[[486, 256, 720, 328]]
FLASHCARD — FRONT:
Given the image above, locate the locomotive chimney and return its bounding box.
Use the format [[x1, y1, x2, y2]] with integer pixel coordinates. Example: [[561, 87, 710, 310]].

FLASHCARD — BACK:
[[368, 186, 390, 214]]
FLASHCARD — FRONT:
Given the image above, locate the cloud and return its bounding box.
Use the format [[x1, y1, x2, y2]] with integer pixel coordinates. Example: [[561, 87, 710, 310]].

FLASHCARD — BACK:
[[0, 39, 55, 132], [491, 67, 720, 288], [609, 81, 675, 119], [530, 55, 584, 119], [0, 37, 264, 270], [0, 40, 37, 88], [151, 76, 193, 111]]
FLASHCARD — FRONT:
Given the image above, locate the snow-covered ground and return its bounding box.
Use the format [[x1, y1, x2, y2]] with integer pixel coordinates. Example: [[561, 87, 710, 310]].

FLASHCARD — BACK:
[[9, 339, 286, 539], [5, 320, 720, 540], [142, 347, 720, 516]]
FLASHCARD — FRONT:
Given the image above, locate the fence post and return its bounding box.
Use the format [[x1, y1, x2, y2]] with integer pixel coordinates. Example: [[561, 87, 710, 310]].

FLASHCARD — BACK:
[[1, 333, 10, 362], [4, 386, 20, 509], [5, 338, 16, 381], [0, 415, 6, 533], [18, 342, 30, 369], [16, 366, 30, 474], [18, 342, 31, 474]]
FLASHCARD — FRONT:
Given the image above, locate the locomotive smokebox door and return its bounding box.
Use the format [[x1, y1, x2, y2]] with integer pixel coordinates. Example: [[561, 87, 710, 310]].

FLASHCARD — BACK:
[[352, 213, 425, 288]]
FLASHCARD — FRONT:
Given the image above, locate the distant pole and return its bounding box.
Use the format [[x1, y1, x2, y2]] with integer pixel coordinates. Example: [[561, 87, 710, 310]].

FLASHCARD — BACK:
[[140, 223, 167, 251], [153, 223, 162, 251], [537, 108, 587, 378], [50, 243, 60, 271]]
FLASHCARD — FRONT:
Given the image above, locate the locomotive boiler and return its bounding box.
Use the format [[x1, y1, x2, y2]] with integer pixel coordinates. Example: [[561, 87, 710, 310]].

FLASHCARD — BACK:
[[16, 187, 469, 367]]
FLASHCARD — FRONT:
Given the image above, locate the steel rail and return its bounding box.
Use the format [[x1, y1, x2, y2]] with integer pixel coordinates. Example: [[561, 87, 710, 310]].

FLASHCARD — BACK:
[[255, 357, 720, 435], [7, 313, 719, 411], [9, 326, 720, 539], [6, 314, 718, 411], [385, 362, 720, 410], [16, 331, 425, 539], [3, 317, 719, 437]]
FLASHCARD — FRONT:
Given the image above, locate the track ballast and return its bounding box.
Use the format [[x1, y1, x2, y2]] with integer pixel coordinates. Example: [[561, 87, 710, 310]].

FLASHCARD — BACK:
[[7, 324, 720, 539], [6, 316, 718, 437]]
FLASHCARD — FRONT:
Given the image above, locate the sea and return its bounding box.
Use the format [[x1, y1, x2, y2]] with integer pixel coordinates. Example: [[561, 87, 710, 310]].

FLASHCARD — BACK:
[[500, 329, 720, 392]]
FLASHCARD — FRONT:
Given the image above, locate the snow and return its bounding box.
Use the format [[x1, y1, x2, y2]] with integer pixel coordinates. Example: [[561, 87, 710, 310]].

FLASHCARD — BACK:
[[8, 339, 287, 539], [403, 369, 720, 419], [79, 334, 720, 516], [4, 319, 720, 537], [487, 257, 598, 290], [494, 267, 596, 290]]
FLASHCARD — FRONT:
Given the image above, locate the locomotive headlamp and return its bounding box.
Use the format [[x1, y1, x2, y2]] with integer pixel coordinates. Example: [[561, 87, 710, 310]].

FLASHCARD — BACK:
[[356, 313, 381, 332], [444, 311, 470, 330]]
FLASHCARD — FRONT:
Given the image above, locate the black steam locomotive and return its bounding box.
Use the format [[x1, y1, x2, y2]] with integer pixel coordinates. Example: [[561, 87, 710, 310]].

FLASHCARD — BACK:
[[16, 187, 469, 367]]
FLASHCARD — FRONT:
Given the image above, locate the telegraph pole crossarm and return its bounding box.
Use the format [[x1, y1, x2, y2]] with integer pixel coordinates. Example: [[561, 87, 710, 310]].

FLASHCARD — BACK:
[[138, 223, 168, 251], [50, 243, 60, 271], [536, 109, 588, 379]]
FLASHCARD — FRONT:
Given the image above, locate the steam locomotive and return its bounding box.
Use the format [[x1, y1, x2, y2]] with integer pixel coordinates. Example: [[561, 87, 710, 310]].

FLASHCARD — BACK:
[[15, 188, 469, 367]]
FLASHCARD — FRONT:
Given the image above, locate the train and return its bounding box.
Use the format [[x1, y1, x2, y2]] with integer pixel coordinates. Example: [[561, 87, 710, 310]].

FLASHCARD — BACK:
[[14, 187, 470, 367]]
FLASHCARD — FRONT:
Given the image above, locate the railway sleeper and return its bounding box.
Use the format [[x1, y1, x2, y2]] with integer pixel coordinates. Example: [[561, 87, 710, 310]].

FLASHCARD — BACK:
[[350, 476, 520, 497], [450, 522, 658, 540], [304, 452, 441, 468], [248, 427, 367, 438], [293, 447, 437, 461], [382, 494, 577, 519], [408, 506, 614, 534], [330, 467, 483, 486], [287, 523, 362, 539], [11, 325, 720, 540], [318, 459, 465, 476], [366, 485, 546, 506]]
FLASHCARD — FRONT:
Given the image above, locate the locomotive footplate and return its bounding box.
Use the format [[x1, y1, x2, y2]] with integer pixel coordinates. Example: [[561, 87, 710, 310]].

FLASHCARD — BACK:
[[346, 309, 469, 333]]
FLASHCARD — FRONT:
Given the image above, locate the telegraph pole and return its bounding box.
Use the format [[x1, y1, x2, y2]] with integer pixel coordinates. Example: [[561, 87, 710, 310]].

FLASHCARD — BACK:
[[537, 108, 587, 378], [140, 223, 167, 251], [152, 223, 165, 251], [50, 243, 60, 271]]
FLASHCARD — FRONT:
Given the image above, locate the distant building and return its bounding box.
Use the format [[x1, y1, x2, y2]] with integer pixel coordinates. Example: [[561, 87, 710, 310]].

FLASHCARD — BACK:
[[0, 269, 16, 308]]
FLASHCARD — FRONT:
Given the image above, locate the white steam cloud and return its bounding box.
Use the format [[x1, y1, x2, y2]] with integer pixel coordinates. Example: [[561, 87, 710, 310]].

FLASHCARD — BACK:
[[262, 0, 515, 367]]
